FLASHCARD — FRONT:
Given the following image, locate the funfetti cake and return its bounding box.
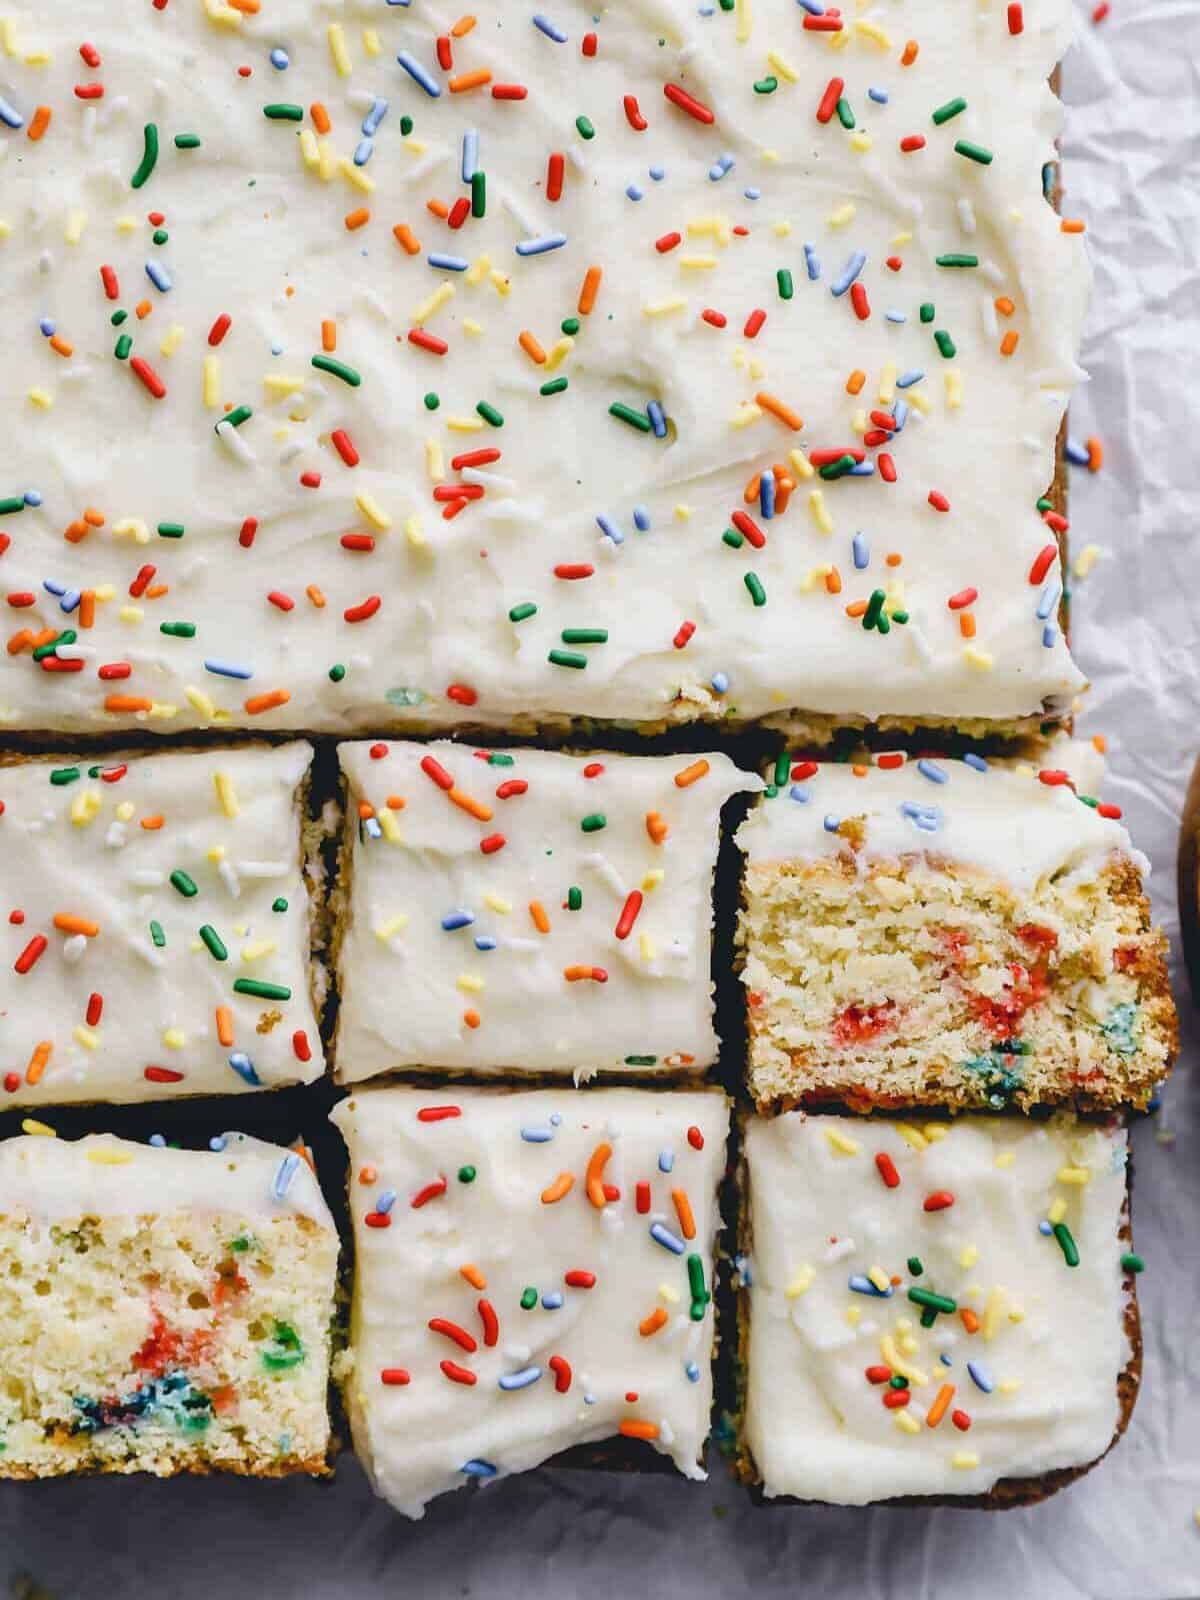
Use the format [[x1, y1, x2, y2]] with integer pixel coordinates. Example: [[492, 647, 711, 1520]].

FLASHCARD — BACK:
[[0, 742, 323, 1107], [2, 0, 1084, 738], [738, 1111, 1140, 1506], [735, 756, 1176, 1113], [331, 1085, 728, 1519], [0, 1131, 338, 1479], [333, 741, 755, 1081]]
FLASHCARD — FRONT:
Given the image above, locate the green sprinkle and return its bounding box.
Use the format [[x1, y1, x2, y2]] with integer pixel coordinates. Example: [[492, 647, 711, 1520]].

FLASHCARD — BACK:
[[561, 628, 608, 644], [49, 767, 80, 787], [170, 870, 198, 898], [174, 134, 201, 150], [835, 97, 855, 130], [423, 392, 439, 410], [561, 316, 580, 335], [934, 330, 957, 359], [687, 1253, 709, 1319], [907, 1256, 923, 1277], [863, 589, 887, 631], [262, 1319, 305, 1370], [931, 96, 967, 126], [263, 104, 305, 122], [609, 401, 652, 433], [114, 334, 133, 361], [907, 1287, 956, 1315], [131, 123, 160, 189], [224, 404, 253, 429], [891, 609, 910, 625], [722, 527, 745, 549], [753, 76, 778, 95], [1036, 495, 1054, 512], [199, 925, 228, 962], [773, 752, 790, 787], [400, 115, 414, 136], [776, 268, 794, 300], [233, 978, 292, 1001], [1053, 1222, 1080, 1268], [476, 400, 504, 427], [157, 522, 185, 539], [548, 649, 587, 669], [744, 572, 767, 607], [818, 454, 856, 480], [889, 1375, 910, 1390], [540, 376, 569, 396], [33, 630, 74, 662], [509, 602, 537, 623], [625, 1055, 657, 1066], [520, 1287, 538, 1310], [1121, 1252, 1145, 1274], [458, 1165, 476, 1183], [471, 170, 486, 218], [919, 1306, 938, 1328], [112, 309, 128, 327], [719, 0, 735, 10], [580, 813, 606, 833], [919, 302, 935, 323], [160, 621, 196, 639], [328, 663, 346, 682], [954, 139, 993, 166], [0, 497, 26, 516], [152, 229, 169, 247], [311, 354, 361, 387], [567, 887, 582, 911], [936, 254, 979, 268], [576, 115, 595, 140], [150, 920, 166, 948], [272, 898, 288, 913]]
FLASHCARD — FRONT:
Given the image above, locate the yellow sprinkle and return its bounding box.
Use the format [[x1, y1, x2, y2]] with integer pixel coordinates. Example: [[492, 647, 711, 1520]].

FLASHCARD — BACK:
[[465, 254, 490, 286], [115, 801, 135, 823], [463, 317, 483, 336], [952, 1452, 980, 1471], [445, 415, 485, 432], [404, 514, 426, 549], [893, 230, 914, 248], [185, 686, 219, 721], [641, 868, 665, 892], [788, 447, 814, 481], [880, 1334, 927, 1387], [658, 1281, 680, 1306], [28, 388, 53, 409], [825, 1129, 859, 1157], [1057, 1165, 1092, 1186], [893, 1409, 921, 1435], [767, 49, 798, 82], [72, 1027, 99, 1050], [731, 403, 763, 429], [115, 215, 139, 235], [906, 387, 931, 416], [160, 324, 185, 357], [851, 408, 868, 436], [982, 1287, 1007, 1342], [118, 605, 144, 624], [264, 375, 306, 398], [377, 808, 402, 844], [162, 1028, 186, 1051], [964, 647, 995, 671], [376, 915, 409, 941], [639, 933, 658, 963], [878, 363, 897, 405], [998, 1379, 1022, 1395], [206, 845, 225, 863], [404, 137, 428, 156], [808, 489, 833, 535], [845, 1305, 862, 1327], [338, 158, 373, 194], [21, 1119, 56, 1137], [456, 974, 484, 994], [0, 18, 17, 54], [849, 131, 872, 156], [214, 771, 239, 819], [328, 21, 352, 76], [773, 220, 792, 238], [147, 702, 178, 721], [867, 1264, 890, 1294], [679, 255, 717, 270], [1047, 1196, 1068, 1225], [202, 355, 222, 411], [412, 282, 455, 324], [299, 128, 320, 169], [241, 940, 277, 964], [87, 1147, 134, 1166], [922, 1125, 949, 1143], [1073, 543, 1101, 579], [483, 893, 511, 915], [64, 210, 87, 245], [356, 492, 392, 531], [363, 27, 381, 56], [69, 789, 101, 827], [994, 1150, 1016, 1169], [544, 337, 574, 370], [855, 19, 892, 47], [958, 1244, 979, 1270], [829, 22, 852, 51], [829, 203, 856, 228], [945, 369, 963, 410], [735, 0, 752, 42], [489, 268, 511, 297], [316, 140, 335, 182], [202, 0, 243, 28], [425, 437, 445, 483], [643, 297, 688, 317], [785, 1264, 815, 1299]]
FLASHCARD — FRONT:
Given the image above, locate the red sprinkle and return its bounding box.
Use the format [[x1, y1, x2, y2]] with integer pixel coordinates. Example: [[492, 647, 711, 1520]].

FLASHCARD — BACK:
[[732, 510, 766, 549], [380, 1368, 411, 1386], [421, 754, 454, 790], [495, 779, 528, 799], [952, 1409, 972, 1431], [701, 309, 727, 328], [130, 357, 166, 399], [816, 77, 844, 124], [331, 429, 359, 467], [624, 95, 648, 132], [411, 1174, 448, 1208], [924, 1191, 956, 1212], [673, 620, 696, 649], [656, 231, 682, 254], [883, 1388, 911, 1409], [14, 935, 48, 975], [86, 992, 103, 1026], [364, 1211, 391, 1228], [208, 314, 232, 347], [409, 328, 448, 355], [144, 1066, 184, 1084], [446, 682, 478, 705], [900, 135, 926, 153], [440, 1360, 476, 1386], [344, 595, 381, 623], [418, 1105, 462, 1122], [636, 1181, 651, 1214], [549, 1355, 572, 1392], [554, 563, 594, 580], [614, 890, 643, 941], [478, 1298, 499, 1347], [1008, 3, 1024, 33], [850, 282, 870, 320], [928, 491, 950, 513], [865, 1365, 893, 1385], [1028, 544, 1058, 584], [292, 1029, 312, 1063], [743, 309, 766, 339], [564, 1270, 597, 1289], [875, 1152, 901, 1189], [947, 588, 978, 610], [479, 833, 505, 855], [547, 151, 565, 202], [663, 82, 715, 125], [428, 1317, 477, 1353], [686, 1125, 705, 1151], [239, 517, 258, 548]]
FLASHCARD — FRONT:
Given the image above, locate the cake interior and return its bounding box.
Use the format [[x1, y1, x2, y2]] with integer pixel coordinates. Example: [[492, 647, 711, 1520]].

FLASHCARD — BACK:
[[0, 1208, 336, 1478]]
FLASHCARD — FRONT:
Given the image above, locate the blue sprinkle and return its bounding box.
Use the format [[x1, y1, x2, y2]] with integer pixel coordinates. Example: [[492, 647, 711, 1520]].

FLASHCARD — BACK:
[[900, 801, 942, 833], [145, 260, 173, 293], [59, 590, 81, 614], [596, 514, 624, 546], [541, 1291, 564, 1310], [658, 1149, 675, 1174], [272, 1152, 300, 1201], [0, 98, 25, 131], [647, 400, 667, 438], [441, 909, 475, 931], [461, 128, 479, 181], [532, 13, 568, 41], [708, 153, 734, 182], [759, 472, 776, 520], [515, 233, 568, 257], [498, 1366, 542, 1390], [24, 491, 42, 507], [205, 659, 254, 680], [852, 532, 869, 570], [868, 87, 888, 104], [940, 1353, 953, 1367], [963, 752, 989, 772], [1038, 1219, 1054, 1235], [461, 1459, 497, 1478], [789, 784, 811, 804], [967, 1361, 995, 1394], [650, 1222, 686, 1255], [363, 816, 382, 841], [893, 399, 910, 431], [520, 1126, 554, 1143], [397, 51, 441, 97], [1064, 437, 1090, 466], [1042, 624, 1058, 649], [474, 935, 497, 952], [917, 759, 948, 785], [648, 165, 665, 181], [849, 1274, 892, 1298], [633, 505, 651, 531], [428, 253, 469, 271], [885, 310, 906, 324], [209, 1135, 228, 1152], [43, 579, 67, 597], [686, 1361, 701, 1383], [831, 250, 866, 297], [363, 98, 389, 138], [797, 0, 826, 13], [896, 369, 924, 389], [848, 461, 874, 476], [744, 187, 761, 200], [39, 319, 55, 338], [626, 184, 645, 202], [823, 814, 840, 833], [270, 47, 289, 70], [584, 1392, 597, 1405], [149, 1134, 166, 1147], [549, 1112, 561, 1126], [711, 671, 729, 694], [803, 243, 820, 281], [353, 137, 375, 167], [375, 1189, 397, 1215], [228, 1052, 262, 1086], [1037, 582, 1061, 621]]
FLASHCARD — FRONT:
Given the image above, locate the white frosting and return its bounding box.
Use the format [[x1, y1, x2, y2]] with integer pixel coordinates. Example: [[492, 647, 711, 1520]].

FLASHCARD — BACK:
[[0, 741, 323, 1106], [0, 1130, 335, 1229], [736, 754, 1140, 894], [1, 0, 1085, 734], [335, 740, 756, 1078], [331, 1084, 728, 1517], [742, 1112, 1130, 1502]]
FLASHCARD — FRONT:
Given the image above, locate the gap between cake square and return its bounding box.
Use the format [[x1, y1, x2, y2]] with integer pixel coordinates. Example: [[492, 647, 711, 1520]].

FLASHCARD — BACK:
[[736, 1110, 1141, 1507], [331, 1084, 728, 1518], [734, 754, 1176, 1113], [333, 741, 758, 1082], [0, 1130, 338, 1479], [0, 742, 324, 1106], [1, 0, 1084, 741]]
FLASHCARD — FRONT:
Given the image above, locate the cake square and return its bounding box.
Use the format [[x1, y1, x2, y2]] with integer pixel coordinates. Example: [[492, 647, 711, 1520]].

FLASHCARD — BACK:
[[0, 1131, 338, 1479], [0, 742, 324, 1106], [739, 1111, 1139, 1505], [2, 0, 1084, 739], [735, 756, 1175, 1112], [331, 1085, 728, 1518], [334, 741, 754, 1080]]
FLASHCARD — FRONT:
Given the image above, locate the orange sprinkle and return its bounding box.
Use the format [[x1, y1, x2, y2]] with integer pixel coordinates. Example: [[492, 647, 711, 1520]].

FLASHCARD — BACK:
[[885, 552, 902, 567], [578, 264, 602, 315], [743, 473, 761, 505], [451, 14, 477, 36], [775, 476, 793, 513], [519, 330, 547, 365], [27, 105, 51, 142], [449, 69, 491, 93], [671, 1188, 696, 1240], [585, 1141, 613, 1209], [1092, 733, 1108, 755], [959, 611, 977, 639], [322, 320, 337, 352], [357, 800, 376, 822], [1061, 218, 1086, 234], [994, 296, 1015, 317], [139, 815, 165, 831], [755, 391, 803, 431], [463, 1008, 481, 1029], [306, 585, 326, 608], [960, 1308, 981, 1335], [78, 590, 96, 629], [49, 334, 73, 358], [64, 520, 89, 544], [385, 795, 406, 811], [228, 0, 261, 12], [999, 330, 1019, 358], [52, 914, 99, 938], [619, 1420, 660, 1441], [1086, 435, 1103, 473], [845, 599, 868, 619], [345, 208, 371, 231], [926, 1383, 955, 1428], [675, 758, 709, 789], [846, 369, 866, 395], [459, 1263, 486, 1289], [84, 508, 105, 527], [901, 39, 919, 64], [447, 786, 493, 822], [311, 102, 331, 134], [25, 1041, 52, 1087], [393, 223, 421, 255], [145, 584, 169, 600], [529, 900, 551, 934], [105, 694, 152, 713], [244, 689, 291, 715], [427, 198, 450, 220], [645, 810, 669, 845], [540, 1172, 575, 1205], [216, 1006, 234, 1048], [825, 567, 842, 595], [135, 300, 152, 320], [639, 1308, 669, 1338]]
